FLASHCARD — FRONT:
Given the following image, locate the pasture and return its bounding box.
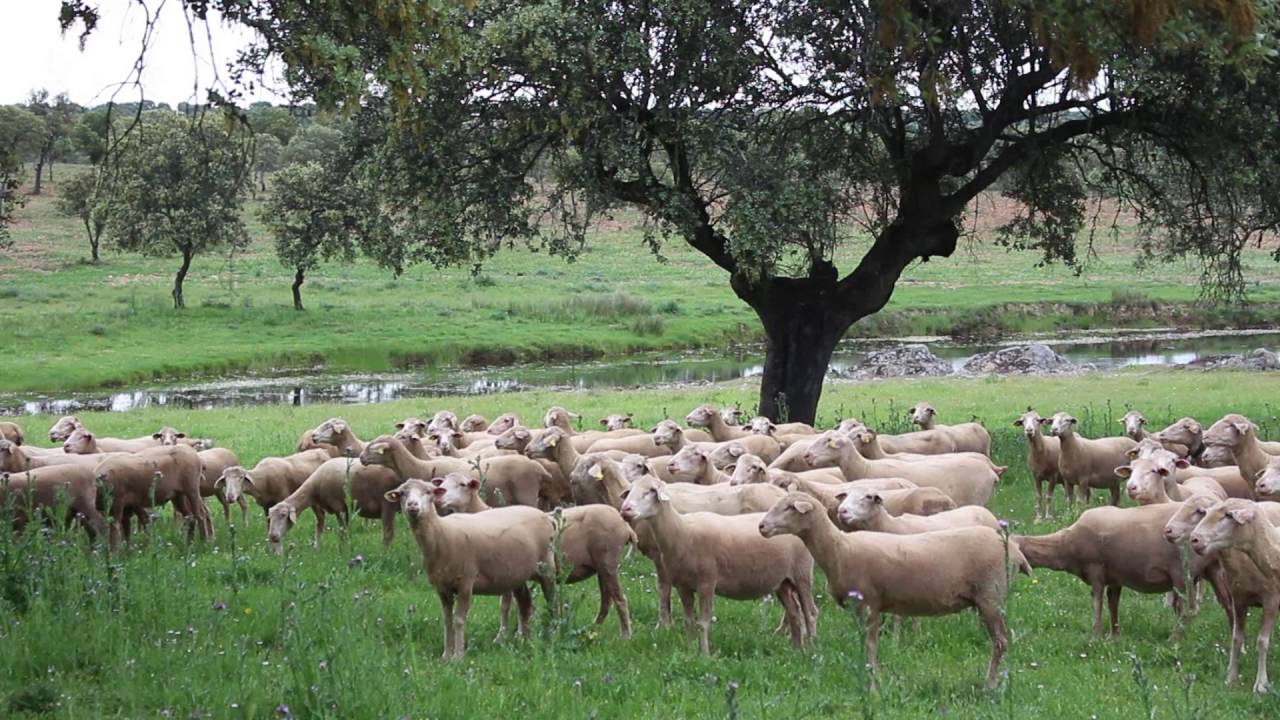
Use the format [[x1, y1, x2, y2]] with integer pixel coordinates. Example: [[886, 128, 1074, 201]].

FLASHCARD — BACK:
[[4, 168, 1280, 395], [2, 371, 1279, 718]]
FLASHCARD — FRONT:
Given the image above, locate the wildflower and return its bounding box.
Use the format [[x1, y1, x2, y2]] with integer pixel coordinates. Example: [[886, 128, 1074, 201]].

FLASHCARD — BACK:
[[275, 704, 292, 718], [847, 590, 864, 602], [348, 554, 365, 569], [211, 601, 227, 611], [998, 519, 1010, 531], [243, 607, 254, 616]]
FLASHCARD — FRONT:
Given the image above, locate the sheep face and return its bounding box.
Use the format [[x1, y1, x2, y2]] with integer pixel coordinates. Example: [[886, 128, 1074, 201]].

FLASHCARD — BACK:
[[803, 433, 846, 467], [667, 446, 709, 482], [570, 457, 611, 505], [385, 479, 440, 520], [685, 406, 718, 429], [599, 414, 634, 431], [543, 407, 578, 430], [747, 417, 776, 436], [729, 455, 768, 486], [1257, 464, 1280, 498], [428, 428, 463, 452], [1155, 418, 1202, 448], [708, 443, 746, 471], [493, 427, 531, 451], [1163, 495, 1218, 544], [358, 439, 395, 468], [48, 415, 81, 443], [909, 402, 936, 427], [459, 415, 488, 433], [152, 426, 188, 446], [524, 428, 566, 460], [394, 418, 430, 437], [1203, 414, 1256, 449], [719, 407, 743, 427], [1126, 438, 1166, 461], [427, 411, 459, 433], [618, 454, 652, 484], [0, 440, 18, 471], [1114, 457, 1179, 504], [1190, 499, 1260, 556], [64, 427, 96, 454], [651, 420, 683, 448], [266, 503, 298, 553], [1046, 412, 1077, 438], [1119, 411, 1147, 440], [835, 488, 881, 528], [1013, 411, 1047, 439], [618, 475, 668, 522], [310, 418, 349, 446], [434, 473, 479, 515], [216, 466, 253, 503], [296, 430, 325, 453], [834, 418, 864, 434], [487, 414, 520, 435], [758, 493, 817, 538]]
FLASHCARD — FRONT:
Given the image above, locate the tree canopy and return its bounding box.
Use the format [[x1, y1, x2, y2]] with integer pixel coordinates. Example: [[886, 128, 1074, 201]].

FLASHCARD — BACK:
[[0, 105, 43, 247]]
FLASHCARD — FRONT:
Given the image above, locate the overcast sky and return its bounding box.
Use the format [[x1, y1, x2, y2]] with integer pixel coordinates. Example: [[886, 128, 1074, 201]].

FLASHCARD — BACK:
[[1, 1, 291, 108]]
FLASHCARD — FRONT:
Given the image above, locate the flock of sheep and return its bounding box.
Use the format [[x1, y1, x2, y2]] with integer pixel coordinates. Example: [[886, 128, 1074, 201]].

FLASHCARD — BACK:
[[1, 402, 1279, 693]]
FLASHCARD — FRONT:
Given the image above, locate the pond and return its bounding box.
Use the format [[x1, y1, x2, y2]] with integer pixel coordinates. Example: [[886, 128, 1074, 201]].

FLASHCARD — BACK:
[[2, 328, 1277, 415]]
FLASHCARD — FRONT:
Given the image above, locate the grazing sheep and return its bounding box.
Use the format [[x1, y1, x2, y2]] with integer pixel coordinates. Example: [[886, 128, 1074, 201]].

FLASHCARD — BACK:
[[214, 449, 333, 515], [804, 431, 997, 506], [48, 415, 83, 443], [386, 478, 556, 659], [908, 402, 993, 456], [1115, 454, 1226, 505], [620, 474, 817, 654], [309, 418, 367, 457], [266, 457, 400, 553], [759, 492, 1027, 690], [433, 472, 636, 639], [650, 419, 714, 451], [1189, 499, 1280, 694], [459, 414, 489, 433], [1047, 412, 1136, 508], [1165, 495, 1280, 689], [835, 487, 1000, 533], [0, 421, 24, 445], [1203, 414, 1280, 496], [0, 465, 107, 540], [1014, 411, 1064, 520], [295, 429, 339, 456], [362, 435, 548, 509], [1012, 503, 1225, 639], [685, 405, 750, 442], [93, 445, 211, 547], [197, 447, 247, 523]]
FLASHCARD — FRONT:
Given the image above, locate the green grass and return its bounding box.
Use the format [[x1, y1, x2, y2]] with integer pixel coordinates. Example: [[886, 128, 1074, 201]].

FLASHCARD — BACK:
[[3, 372, 1280, 718], [3, 166, 1280, 394]]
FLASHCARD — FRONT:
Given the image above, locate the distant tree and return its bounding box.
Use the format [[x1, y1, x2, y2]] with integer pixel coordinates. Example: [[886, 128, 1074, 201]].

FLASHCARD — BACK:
[[251, 133, 284, 193], [280, 123, 341, 167], [55, 170, 109, 262], [70, 107, 113, 165], [246, 104, 298, 145], [26, 90, 79, 194], [0, 105, 43, 246], [105, 111, 251, 308]]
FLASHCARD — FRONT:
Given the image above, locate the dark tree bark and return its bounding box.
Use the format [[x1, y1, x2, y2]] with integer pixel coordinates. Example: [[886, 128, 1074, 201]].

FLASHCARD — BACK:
[[292, 267, 306, 311], [81, 217, 101, 263], [173, 248, 193, 309], [32, 153, 47, 195]]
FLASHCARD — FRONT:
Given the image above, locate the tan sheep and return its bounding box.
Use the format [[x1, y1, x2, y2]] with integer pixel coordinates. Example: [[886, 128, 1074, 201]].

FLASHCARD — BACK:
[[851, 427, 1005, 473], [1013, 411, 1065, 520], [459, 414, 488, 432], [1047, 412, 1137, 507], [585, 430, 673, 458], [214, 449, 333, 516], [47, 415, 83, 443], [485, 413, 520, 435], [93, 445, 211, 547], [1257, 459, 1280, 498], [309, 417, 367, 457], [705, 435, 784, 467], [666, 445, 730, 485], [0, 421, 24, 445], [747, 416, 816, 436], [728, 453, 840, 488], [0, 439, 116, 473], [1203, 414, 1280, 496], [1165, 495, 1280, 689], [427, 410, 459, 432], [433, 471, 637, 639], [197, 447, 247, 523], [759, 492, 1027, 689], [63, 426, 170, 454], [1189, 498, 1280, 694], [1126, 437, 1253, 498], [620, 474, 817, 654], [835, 486, 1000, 533], [685, 405, 750, 442], [908, 402, 993, 455], [767, 472, 952, 521], [386, 478, 556, 659], [0, 465, 107, 540], [295, 428, 339, 456], [362, 435, 549, 509], [650, 419, 714, 451], [599, 413, 635, 431], [265, 456, 400, 553], [1012, 503, 1224, 639], [804, 431, 997, 506], [542, 406, 621, 452], [1115, 454, 1226, 505]]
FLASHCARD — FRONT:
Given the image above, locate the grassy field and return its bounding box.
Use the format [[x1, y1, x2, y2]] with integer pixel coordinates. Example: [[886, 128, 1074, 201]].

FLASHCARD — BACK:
[[3, 167, 1280, 395], [2, 372, 1280, 718]]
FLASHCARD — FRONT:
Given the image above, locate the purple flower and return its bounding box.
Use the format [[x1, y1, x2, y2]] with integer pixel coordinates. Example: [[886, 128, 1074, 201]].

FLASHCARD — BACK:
[[847, 590, 864, 602], [998, 519, 1010, 531], [275, 704, 292, 718], [211, 601, 227, 611], [348, 555, 365, 569]]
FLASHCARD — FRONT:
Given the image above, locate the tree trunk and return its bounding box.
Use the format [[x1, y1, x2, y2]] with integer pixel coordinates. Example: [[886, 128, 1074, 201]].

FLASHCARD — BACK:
[[292, 267, 306, 311], [82, 217, 100, 263], [173, 249, 193, 309], [33, 154, 46, 195]]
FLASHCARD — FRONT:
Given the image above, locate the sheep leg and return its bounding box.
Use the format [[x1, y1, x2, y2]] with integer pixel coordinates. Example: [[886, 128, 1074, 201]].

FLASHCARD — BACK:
[[776, 585, 804, 649], [512, 585, 534, 640], [438, 591, 455, 660], [606, 571, 632, 640], [313, 509, 327, 548], [593, 574, 613, 626], [495, 593, 513, 642], [864, 608, 882, 689], [1227, 603, 1248, 686], [1106, 585, 1122, 638], [379, 501, 396, 547], [1254, 600, 1277, 695], [451, 587, 473, 659], [677, 586, 697, 642], [1108, 484, 1121, 507], [979, 602, 1010, 691], [218, 494, 232, 524], [695, 584, 716, 655], [237, 495, 249, 525], [794, 575, 818, 641], [656, 559, 674, 628], [1090, 583, 1105, 639], [1033, 475, 1045, 521], [1045, 474, 1059, 519]]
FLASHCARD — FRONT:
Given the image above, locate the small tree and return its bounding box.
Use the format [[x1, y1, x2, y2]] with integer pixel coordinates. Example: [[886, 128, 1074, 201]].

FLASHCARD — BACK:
[[252, 133, 283, 193], [280, 123, 342, 167], [246, 103, 298, 145], [105, 111, 251, 308], [0, 105, 43, 247], [55, 170, 109, 262], [26, 90, 78, 195]]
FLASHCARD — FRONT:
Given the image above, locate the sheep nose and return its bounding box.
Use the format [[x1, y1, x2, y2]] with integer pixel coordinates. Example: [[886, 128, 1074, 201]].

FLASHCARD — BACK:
[[1163, 529, 1178, 543]]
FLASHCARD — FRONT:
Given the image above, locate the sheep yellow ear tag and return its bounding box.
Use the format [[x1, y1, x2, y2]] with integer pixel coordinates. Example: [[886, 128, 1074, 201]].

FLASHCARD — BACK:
[[547, 434, 559, 446], [827, 439, 838, 448], [589, 465, 604, 480]]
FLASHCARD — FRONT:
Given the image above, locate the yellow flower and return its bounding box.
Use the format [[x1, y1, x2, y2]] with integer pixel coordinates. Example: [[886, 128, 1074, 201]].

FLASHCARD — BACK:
[[243, 607, 254, 615]]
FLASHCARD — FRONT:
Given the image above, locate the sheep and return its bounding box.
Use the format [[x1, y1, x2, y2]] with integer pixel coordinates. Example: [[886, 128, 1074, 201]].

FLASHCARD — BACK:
[[585, 430, 673, 458], [266, 457, 401, 553], [1013, 411, 1064, 520], [835, 486, 1000, 533], [1258, 459, 1280, 498], [1126, 437, 1254, 498], [433, 471, 636, 639], [767, 471, 953, 521], [63, 426, 170, 454], [542, 406, 625, 452], [459, 414, 489, 433], [0, 465, 107, 540], [214, 449, 333, 515], [1115, 454, 1227, 505], [93, 445, 211, 547], [385, 478, 556, 659], [1119, 410, 1192, 456], [1165, 495, 1280, 689], [650, 419, 714, 451], [1047, 412, 1137, 508], [484, 413, 521, 436], [705, 435, 784, 466], [0, 421, 23, 445], [728, 453, 842, 489], [295, 428, 339, 456], [0, 439, 116, 473], [908, 402, 993, 456], [720, 406, 744, 427], [851, 427, 1005, 473], [197, 447, 247, 523], [1012, 503, 1225, 639], [600, 413, 635, 431], [48, 415, 83, 443], [759, 492, 1027, 690], [309, 417, 367, 457], [619, 474, 817, 654], [747, 416, 815, 436], [362, 435, 548, 509], [1203, 414, 1280, 496], [391, 423, 444, 461], [685, 405, 750, 442], [427, 410, 459, 432], [394, 417, 431, 437], [666, 445, 730, 485], [804, 431, 998, 506], [1189, 498, 1280, 694]]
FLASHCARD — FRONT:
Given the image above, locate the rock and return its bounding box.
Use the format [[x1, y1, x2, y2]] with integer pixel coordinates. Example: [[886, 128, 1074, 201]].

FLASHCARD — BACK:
[[962, 343, 1075, 375], [845, 344, 953, 379], [1184, 348, 1280, 371]]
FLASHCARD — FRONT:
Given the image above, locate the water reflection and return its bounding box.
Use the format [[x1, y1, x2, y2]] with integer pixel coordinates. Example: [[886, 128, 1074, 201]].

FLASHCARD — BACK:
[[3, 329, 1277, 416]]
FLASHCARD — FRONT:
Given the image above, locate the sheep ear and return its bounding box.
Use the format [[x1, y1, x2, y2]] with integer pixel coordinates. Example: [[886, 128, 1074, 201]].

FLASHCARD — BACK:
[[1227, 506, 1257, 525], [175, 432, 186, 439], [1038, 418, 1051, 425], [599, 418, 609, 427], [152, 432, 163, 440], [1012, 419, 1023, 428], [729, 445, 744, 458], [793, 499, 814, 514], [725, 464, 736, 473], [287, 506, 298, 523], [619, 489, 631, 500], [1187, 420, 1201, 433], [1234, 421, 1253, 435], [1125, 448, 1140, 461], [242, 474, 256, 488], [1174, 458, 1190, 469], [1069, 418, 1077, 425], [213, 474, 226, 489], [826, 438, 838, 448], [1256, 468, 1268, 480], [588, 464, 604, 480], [432, 487, 446, 496], [1114, 466, 1132, 479], [1116, 419, 1125, 425], [466, 478, 480, 489]]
